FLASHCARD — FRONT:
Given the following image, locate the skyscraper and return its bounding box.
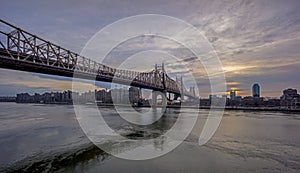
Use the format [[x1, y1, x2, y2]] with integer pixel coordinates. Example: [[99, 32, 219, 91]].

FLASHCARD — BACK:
[[230, 90, 236, 100], [252, 83, 260, 97]]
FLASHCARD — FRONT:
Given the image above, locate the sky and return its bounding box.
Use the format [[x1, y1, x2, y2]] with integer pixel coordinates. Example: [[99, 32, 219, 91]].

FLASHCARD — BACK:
[[0, 0, 300, 98]]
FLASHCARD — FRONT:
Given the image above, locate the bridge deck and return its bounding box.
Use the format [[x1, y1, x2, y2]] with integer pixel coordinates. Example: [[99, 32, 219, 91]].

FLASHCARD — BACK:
[[0, 19, 197, 98]]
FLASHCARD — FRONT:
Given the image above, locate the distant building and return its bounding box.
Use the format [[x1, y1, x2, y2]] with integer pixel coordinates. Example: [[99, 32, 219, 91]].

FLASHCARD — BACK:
[[263, 97, 280, 107], [16, 91, 74, 104], [200, 98, 210, 107], [230, 90, 236, 100], [16, 93, 34, 103], [209, 94, 217, 101], [235, 96, 242, 103], [111, 87, 129, 104], [252, 83, 260, 97], [280, 88, 300, 109], [228, 90, 242, 106], [209, 94, 217, 106], [242, 96, 263, 107], [96, 89, 107, 103], [209, 94, 226, 107], [221, 95, 227, 100], [62, 90, 72, 103], [129, 87, 140, 105], [0, 96, 16, 102]]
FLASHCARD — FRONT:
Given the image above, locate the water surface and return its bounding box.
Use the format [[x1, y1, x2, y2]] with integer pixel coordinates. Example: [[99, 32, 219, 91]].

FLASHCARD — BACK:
[[0, 102, 299, 172]]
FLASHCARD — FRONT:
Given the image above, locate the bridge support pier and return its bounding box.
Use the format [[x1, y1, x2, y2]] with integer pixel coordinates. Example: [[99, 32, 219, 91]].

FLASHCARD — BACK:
[[152, 90, 167, 107]]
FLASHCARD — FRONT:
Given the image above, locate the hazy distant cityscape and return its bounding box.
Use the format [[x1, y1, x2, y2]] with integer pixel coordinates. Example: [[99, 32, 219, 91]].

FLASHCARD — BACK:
[[0, 86, 150, 106], [1, 83, 299, 110]]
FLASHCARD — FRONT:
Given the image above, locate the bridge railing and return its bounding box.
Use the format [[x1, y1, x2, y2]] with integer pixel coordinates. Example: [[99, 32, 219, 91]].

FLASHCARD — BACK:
[[0, 20, 79, 70]]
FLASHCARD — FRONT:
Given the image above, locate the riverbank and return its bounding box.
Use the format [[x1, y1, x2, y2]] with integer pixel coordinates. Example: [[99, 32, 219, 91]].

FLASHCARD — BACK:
[[3, 101, 300, 113]]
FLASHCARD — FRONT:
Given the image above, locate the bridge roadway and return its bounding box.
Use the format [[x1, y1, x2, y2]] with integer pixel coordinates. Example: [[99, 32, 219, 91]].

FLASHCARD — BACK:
[[0, 48, 174, 93], [0, 19, 196, 98]]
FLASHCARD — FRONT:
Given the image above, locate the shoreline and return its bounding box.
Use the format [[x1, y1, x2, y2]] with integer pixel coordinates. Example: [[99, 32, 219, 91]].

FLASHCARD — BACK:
[[1, 102, 299, 113]]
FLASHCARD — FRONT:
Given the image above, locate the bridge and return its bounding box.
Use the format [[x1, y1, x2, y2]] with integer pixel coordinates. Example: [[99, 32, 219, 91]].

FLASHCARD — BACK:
[[0, 19, 197, 104]]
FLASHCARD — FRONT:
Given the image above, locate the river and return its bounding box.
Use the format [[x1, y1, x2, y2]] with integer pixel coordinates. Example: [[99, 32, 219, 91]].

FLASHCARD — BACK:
[[0, 102, 299, 172]]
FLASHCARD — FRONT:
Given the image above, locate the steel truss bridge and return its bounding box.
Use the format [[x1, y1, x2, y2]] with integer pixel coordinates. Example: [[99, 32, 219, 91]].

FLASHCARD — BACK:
[[0, 19, 196, 99]]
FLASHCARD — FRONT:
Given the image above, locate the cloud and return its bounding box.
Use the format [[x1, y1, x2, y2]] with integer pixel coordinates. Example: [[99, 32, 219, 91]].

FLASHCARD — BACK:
[[0, 0, 300, 97]]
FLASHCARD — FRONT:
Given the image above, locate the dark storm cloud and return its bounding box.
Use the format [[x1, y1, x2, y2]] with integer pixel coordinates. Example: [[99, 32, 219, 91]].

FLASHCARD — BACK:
[[183, 57, 197, 62]]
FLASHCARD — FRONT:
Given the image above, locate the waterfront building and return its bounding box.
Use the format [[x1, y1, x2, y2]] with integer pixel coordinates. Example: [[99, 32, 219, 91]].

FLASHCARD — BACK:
[[262, 98, 281, 107], [242, 96, 264, 107], [62, 90, 72, 103], [16, 93, 34, 103], [280, 88, 300, 109], [0, 96, 16, 102], [200, 98, 210, 107]]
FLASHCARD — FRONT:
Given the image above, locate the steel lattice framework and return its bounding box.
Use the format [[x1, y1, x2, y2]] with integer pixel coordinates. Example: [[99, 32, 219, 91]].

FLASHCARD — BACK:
[[0, 19, 196, 98]]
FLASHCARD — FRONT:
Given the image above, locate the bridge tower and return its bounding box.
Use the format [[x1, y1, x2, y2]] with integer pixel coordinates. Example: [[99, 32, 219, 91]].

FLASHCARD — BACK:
[[152, 63, 167, 107], [180, 76, 184, 101], [173, 76, 184, 101]]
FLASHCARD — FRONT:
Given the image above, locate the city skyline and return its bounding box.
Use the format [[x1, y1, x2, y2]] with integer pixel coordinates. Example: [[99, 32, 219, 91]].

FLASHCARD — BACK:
[[0, 0, 300, 97], [3, 85, 299, 100], [4, 86, 299, 110]]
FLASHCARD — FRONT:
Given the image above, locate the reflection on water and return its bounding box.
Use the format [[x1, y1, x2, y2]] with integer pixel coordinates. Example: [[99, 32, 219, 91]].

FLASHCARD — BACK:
[[0, 103, 299, 173], [101, 107, 179, 140], [74, 104, 199, 160]]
